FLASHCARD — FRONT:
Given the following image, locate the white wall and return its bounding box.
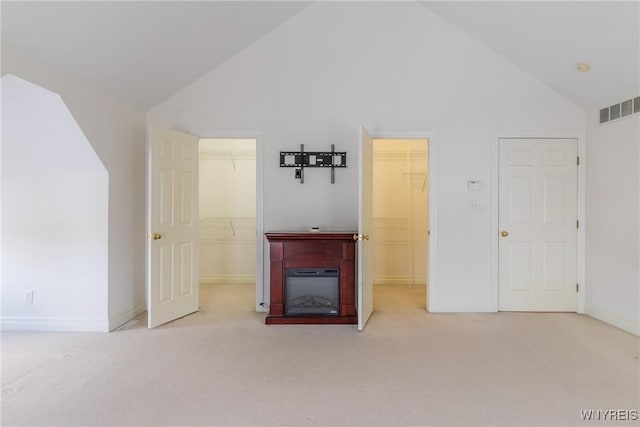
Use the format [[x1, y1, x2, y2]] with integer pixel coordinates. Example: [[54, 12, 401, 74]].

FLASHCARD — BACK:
[[199, 139, 256, 284], [373, 139, 428, 286], [148, 2, 585, 311], [2, 46, 146, 330], [1, 75, 109, 331], [585, 111, 640, 335]]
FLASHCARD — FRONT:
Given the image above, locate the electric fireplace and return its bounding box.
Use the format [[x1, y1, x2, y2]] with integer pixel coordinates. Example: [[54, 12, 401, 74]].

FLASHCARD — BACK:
[[285, 268, 339, 316], [265, 232, 357, 325]]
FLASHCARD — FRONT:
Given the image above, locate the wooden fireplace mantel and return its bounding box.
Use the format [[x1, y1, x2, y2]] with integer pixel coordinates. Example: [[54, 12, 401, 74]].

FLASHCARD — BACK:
[[265, 232, 357, 325]]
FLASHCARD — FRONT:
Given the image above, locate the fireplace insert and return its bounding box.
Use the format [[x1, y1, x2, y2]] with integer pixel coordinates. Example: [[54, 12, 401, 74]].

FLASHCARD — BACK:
[[285, 268, 339, 316]]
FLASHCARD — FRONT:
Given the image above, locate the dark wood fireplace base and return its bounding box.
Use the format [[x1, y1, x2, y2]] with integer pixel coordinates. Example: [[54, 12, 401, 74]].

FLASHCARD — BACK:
[[265, 232, 357, 325], [265, 315, 357, 325]]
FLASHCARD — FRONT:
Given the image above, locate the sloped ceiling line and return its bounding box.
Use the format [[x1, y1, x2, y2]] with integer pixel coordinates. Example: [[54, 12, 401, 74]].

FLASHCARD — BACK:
[[3, 1, 638, 111]]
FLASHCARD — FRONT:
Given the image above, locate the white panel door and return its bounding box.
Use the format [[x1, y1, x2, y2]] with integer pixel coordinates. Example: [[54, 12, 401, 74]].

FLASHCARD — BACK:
[[147, 127, 199, 328], [358, 127, 374, 330], [499, 138, 578, 311]]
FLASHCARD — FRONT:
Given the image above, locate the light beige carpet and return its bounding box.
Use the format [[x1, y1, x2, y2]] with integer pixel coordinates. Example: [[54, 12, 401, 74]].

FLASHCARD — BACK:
[[2, 284, 638, 426]]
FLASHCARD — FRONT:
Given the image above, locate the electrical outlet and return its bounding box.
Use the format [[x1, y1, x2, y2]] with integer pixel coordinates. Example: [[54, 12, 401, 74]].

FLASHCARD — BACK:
[[25, 290, 34, 304]]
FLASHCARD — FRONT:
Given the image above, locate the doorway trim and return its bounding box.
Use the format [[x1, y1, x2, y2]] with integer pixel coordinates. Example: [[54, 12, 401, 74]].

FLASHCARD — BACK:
[[371, 130, 438, 312], [193, 129, 265, 312], [491, 130, 586, 313]]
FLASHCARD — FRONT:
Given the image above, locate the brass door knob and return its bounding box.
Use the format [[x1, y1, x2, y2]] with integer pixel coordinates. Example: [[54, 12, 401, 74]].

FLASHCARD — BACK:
[[500, 230, 509, 237], [148, 233, 162, 240]]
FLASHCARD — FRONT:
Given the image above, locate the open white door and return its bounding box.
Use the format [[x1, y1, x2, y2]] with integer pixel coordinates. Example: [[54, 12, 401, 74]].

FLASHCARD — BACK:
[[357, 127, 374, 330], [147, 127, 199, 328]]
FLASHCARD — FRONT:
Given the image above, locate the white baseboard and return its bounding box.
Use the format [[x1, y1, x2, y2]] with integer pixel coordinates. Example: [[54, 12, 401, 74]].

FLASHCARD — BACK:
[[109, 303, 146, 332], [373, 275, 427, 286], [584, 303, 640, 336], [1, 316, 109, 332], [200, 275, 256, 285], [429, 299, 494, 313]]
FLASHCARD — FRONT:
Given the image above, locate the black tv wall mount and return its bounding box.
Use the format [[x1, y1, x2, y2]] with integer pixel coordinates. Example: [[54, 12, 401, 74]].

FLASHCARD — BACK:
[[280, 144, 347, 184]]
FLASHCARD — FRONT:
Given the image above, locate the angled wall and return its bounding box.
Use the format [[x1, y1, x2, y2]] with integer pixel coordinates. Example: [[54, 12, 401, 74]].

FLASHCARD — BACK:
[[2, 46, 146, 331], [1, 75, 108, 331], [585, 111, 640, 335], [149, 2, 585, 312]]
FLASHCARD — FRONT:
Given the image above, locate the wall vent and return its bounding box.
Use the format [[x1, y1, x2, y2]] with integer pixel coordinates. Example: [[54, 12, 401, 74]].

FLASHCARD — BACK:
[[601, 96, 640, 124]]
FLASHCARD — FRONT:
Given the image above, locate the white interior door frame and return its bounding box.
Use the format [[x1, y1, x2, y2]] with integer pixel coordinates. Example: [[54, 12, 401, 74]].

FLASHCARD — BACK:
[[491, 130, 586, 313], [192, 129, 265, 312], [371, 130, 438, 312]]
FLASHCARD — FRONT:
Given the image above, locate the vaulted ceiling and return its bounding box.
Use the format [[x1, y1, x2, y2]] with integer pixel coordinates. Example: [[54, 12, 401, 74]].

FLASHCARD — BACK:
[[2, 1, 638, 111], [421, 1, 639, 111], [1, 1, 311, 109]]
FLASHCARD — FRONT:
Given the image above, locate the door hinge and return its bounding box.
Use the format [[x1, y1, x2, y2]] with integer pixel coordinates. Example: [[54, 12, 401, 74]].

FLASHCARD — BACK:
[[577, 156, 580, 166], [428, 230, 431, 236], [577, 219, 579, 229], [576, 283, 579, 292]]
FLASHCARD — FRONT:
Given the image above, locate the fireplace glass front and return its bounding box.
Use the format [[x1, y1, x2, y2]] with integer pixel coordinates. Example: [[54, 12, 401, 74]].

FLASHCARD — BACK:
[[285, 268, 339, 316]]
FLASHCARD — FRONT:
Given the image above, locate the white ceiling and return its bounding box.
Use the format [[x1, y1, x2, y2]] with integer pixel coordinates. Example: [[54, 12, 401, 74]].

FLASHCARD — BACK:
[[2, 1, 638, 111], [1, 1, 311, 110], [422, 1, 639, 110]]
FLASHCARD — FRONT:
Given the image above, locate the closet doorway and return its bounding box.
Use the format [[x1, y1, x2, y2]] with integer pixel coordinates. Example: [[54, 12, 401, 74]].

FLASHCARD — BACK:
[[372, 138, 429, 310], [199, 138, 257, 310]]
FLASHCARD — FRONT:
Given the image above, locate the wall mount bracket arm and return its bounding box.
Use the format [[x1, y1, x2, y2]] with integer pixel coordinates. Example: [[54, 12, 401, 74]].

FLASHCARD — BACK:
[[280, 144, 347, 184]]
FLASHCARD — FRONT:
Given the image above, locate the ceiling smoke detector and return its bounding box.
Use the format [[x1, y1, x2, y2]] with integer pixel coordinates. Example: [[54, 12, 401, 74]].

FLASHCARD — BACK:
[[576, 63, 591, 72]]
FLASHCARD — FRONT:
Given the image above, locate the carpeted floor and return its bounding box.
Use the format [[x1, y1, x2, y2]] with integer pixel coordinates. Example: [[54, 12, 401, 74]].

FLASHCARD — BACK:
[[2, 284, 638, 426]]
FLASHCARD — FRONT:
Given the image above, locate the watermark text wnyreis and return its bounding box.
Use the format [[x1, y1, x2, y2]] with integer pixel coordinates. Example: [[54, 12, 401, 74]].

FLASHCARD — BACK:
[[580, 409, 638, 421]]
